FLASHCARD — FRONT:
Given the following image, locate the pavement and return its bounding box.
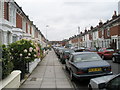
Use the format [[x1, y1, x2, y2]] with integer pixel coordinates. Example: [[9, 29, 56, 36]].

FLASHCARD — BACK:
[[20, 49, 74, 89]]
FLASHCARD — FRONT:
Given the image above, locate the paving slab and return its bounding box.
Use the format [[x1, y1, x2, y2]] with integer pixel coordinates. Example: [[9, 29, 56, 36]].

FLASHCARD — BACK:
[[20, 50, 73, 89]]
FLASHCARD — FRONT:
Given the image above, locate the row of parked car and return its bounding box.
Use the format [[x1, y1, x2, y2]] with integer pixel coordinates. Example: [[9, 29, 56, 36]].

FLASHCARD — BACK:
[[71, 47, 120, 63], [53, 46, 120, 90]]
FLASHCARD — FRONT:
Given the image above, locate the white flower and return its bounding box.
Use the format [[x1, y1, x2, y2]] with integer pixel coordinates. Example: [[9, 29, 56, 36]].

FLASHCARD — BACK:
[[31, 43, 34, 45], [24, 49, 27, 53], [28, 53, 31, 56], [34, 54, 37, 57], [20, 54, 23, 57], [25, 56, 29, 59], [34, 49, 36, 52], [29, 47, 33, 50], [11, 48, 13, 51], [29, 47, 33, 52]]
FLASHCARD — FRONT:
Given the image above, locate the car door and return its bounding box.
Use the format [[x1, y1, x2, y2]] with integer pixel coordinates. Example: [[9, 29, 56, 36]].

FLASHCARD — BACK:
[[106, 75, 120, 90], [68, 55, 77, 73], [67, 55, 74, 70]]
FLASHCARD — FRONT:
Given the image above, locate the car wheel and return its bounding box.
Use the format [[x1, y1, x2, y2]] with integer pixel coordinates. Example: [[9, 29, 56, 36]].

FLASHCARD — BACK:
[[70, 70, 75, 81], [65, 65, 68, 71], [101, 55, 105, 60], [88, 84, 93, 90], [112, 57, 116, 63]]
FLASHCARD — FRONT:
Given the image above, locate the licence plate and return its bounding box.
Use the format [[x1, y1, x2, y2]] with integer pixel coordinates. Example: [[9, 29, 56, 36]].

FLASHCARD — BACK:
[[89, 68, 102, 72]]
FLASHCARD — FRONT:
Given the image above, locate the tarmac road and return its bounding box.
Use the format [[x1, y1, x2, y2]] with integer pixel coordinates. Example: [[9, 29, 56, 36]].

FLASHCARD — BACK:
[[63, 59, 120, 90]]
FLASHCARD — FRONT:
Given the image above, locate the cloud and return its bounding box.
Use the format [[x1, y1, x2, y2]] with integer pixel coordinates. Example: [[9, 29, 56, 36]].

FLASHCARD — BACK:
[[15, 0, 119, 41]]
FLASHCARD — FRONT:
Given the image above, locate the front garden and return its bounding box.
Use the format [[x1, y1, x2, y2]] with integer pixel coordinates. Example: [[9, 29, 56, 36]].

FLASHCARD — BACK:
[[0, 39, 44, 80]]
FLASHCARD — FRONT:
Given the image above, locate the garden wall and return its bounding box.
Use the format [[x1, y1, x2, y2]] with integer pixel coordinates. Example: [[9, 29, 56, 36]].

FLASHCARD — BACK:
[[29, 58, 41, 73], [0, 70, 21, 89]]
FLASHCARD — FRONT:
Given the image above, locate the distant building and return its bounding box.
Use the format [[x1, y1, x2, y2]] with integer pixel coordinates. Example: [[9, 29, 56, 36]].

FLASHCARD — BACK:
[[118, 1, 120, 15]]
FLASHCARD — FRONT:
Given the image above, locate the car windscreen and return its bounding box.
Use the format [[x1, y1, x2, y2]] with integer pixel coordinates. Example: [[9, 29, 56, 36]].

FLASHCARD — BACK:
[[64, 50, 74, 55], [74, 53, 102, 62], [106, 49, 114, 51]]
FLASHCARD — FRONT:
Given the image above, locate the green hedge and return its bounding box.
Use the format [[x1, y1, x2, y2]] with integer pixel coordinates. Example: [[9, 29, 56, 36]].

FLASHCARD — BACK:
[[0, 39, 43, 80], [1, 45, 13, 80]]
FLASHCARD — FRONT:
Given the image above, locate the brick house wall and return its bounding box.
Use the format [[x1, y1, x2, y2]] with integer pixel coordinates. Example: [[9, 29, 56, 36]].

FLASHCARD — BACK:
[[16, 13, 22, 29], [98, 30, 102, 38], [89, 33, 93, 40], [104, 28, 110, 39], [26, 22, 28, 33], [4, 2, 9, 21], [110, 25, 120, 36]]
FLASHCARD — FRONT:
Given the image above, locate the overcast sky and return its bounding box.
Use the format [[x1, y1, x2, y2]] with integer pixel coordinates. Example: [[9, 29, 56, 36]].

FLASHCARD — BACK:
[[15, 0, 119, 41]]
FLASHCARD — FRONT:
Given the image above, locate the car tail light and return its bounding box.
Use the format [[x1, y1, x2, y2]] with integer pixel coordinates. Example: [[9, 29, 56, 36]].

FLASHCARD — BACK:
[[107, 67, 111, 72], [103, 67, 111, 72], [64, 55, 68, 58], [76, 70, 84, 74]]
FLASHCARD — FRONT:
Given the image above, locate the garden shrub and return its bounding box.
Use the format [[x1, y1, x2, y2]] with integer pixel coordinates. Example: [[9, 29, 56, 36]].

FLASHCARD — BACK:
[[1, 45, 13, 79], [37, 43, 43, 59], [8, 39, 37, 79]]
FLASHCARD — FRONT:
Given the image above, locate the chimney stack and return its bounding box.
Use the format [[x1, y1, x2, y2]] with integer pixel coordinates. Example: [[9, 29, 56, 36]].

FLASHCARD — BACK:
[[90, 26, 93, 30], [112, 11, 117, 19], [99, 20, 103, 26]]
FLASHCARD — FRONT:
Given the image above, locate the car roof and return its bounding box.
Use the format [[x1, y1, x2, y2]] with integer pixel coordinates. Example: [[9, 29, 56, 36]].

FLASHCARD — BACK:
[[71, 52, 96, 55]]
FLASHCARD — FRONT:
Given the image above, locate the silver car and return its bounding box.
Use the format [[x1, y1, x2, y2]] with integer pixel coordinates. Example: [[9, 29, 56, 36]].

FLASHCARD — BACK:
[[88, 74, 120, 90]]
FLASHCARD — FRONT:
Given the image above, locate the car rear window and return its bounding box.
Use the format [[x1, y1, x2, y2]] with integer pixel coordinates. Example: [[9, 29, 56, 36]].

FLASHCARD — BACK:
[[74, 53, 102, 62]]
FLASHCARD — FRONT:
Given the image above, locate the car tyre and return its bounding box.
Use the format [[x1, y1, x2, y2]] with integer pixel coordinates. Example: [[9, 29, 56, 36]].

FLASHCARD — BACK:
[[65, 65, 68, 71], [112, 57, 116, 63], [70, 70, 75, 81], [101, 55, 105, 60], [88, 84, 93, 90]]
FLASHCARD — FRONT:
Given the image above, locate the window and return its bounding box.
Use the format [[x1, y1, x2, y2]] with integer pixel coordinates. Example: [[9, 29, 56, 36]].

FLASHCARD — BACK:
[[7, 31, 11, 44], [106, 49, 114, 52], [74, 53, 102, 62], [12, 35, 17, 42], [106, 76, 120, 90], [107, 28, 110, 37]]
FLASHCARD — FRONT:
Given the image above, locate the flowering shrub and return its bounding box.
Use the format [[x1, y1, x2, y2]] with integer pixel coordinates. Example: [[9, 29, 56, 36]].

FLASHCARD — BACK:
[[37, 43, 44, 59], [1, 45, 13, 79], [8, 39, 37, 79]]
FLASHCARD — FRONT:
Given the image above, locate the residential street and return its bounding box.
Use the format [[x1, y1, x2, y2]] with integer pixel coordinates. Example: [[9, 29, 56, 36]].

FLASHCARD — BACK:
[[20, 49, 74, 89]]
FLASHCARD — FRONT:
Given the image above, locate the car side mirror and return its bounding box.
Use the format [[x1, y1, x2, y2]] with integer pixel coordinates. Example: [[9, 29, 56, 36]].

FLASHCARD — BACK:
[[99, 83, 106, 89]]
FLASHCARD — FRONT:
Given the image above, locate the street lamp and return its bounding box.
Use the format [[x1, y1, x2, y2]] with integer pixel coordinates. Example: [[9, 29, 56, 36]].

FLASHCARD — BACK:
[[78, 26, 80, 48], [46, 25, 49, 47]]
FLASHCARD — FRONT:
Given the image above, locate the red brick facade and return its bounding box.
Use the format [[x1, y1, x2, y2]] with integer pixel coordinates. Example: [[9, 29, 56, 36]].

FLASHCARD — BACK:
[[4, 2, 9, 21], [26, 22, 28, 33], [89, 33, 93, 40], [71, 38, 78, 43], [16, 13, 22, 29], [98, 30, 102, 38], [110, 25, 120, 36]]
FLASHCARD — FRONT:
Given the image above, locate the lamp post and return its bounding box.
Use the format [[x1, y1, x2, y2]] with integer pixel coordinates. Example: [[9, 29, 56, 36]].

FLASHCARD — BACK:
[[78, 26, 80, 48], [46, 25, 49, 47]]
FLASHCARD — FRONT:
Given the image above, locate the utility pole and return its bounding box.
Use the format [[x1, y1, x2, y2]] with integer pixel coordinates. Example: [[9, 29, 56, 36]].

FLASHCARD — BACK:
[[46, 25, 49, 47]]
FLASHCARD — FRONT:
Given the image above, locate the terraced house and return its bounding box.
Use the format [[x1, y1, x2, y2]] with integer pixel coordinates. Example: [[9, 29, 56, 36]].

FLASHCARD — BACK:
[[68, 11, 120, 50], [0, 0, 46, 47]]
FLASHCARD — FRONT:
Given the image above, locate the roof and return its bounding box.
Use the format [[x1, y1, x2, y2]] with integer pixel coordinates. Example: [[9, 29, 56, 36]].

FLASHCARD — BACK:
[[72, 52, 96, 55]]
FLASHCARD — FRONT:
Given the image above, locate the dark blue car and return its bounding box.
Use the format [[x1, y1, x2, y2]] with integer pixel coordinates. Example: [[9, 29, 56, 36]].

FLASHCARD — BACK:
[[65, 52, 113, 81]]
